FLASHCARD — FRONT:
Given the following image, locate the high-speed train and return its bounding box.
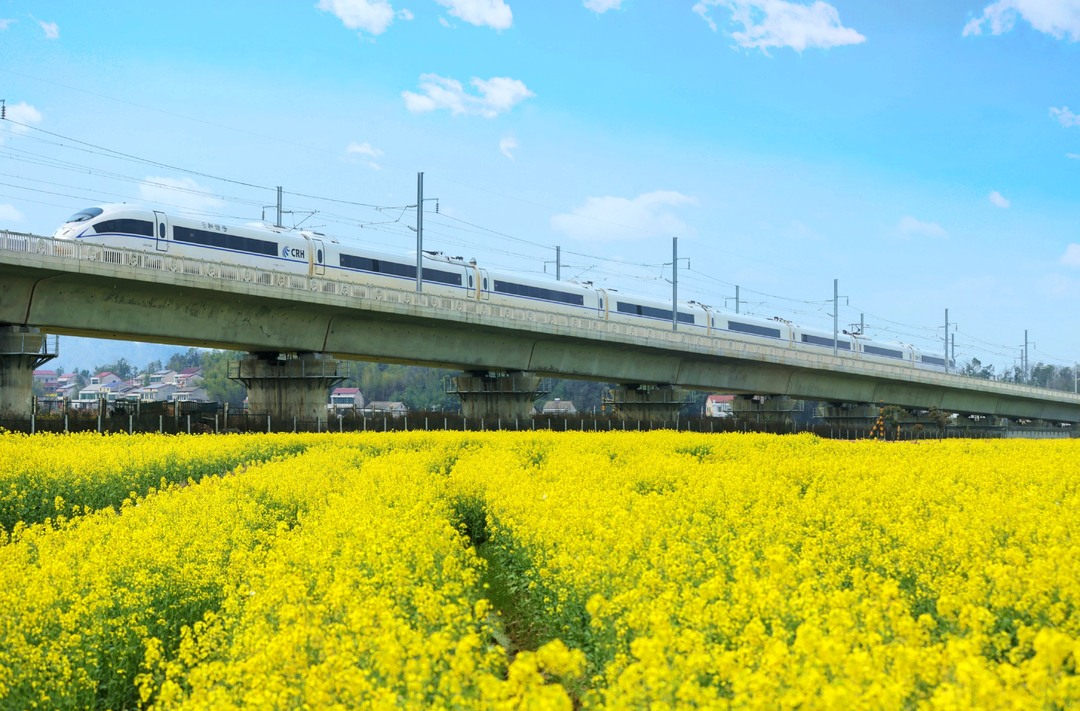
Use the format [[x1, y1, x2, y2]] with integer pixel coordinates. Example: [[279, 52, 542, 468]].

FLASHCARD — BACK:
[[53, 204, 950, 371]]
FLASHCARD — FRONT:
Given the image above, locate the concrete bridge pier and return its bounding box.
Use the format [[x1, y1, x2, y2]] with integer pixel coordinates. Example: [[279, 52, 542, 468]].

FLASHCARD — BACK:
[[0, 326, 56, 418], [605, 384, 692, 423], [732, 395, 802, 425], [229, 352, 347, 423], [446, 371, 549, 420]]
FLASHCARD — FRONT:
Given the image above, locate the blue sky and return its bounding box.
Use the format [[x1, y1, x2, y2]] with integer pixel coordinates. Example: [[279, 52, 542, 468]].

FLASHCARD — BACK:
[[2, 0, 1079, 375]]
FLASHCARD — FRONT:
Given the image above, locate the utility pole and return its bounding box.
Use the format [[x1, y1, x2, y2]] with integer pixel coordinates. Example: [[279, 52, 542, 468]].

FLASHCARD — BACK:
[[556, 246, 561, 281], [276, 186, 283, 229], [833, 279, 839, 357], [416, 172, 424, 293], [672, 237, 678, 331], [1024, 330, 1029, 382], [944, 309, 949, 372]]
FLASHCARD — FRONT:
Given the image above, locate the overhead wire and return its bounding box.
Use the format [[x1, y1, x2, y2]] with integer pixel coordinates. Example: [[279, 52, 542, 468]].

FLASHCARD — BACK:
[[4, 115, 1069, 373]]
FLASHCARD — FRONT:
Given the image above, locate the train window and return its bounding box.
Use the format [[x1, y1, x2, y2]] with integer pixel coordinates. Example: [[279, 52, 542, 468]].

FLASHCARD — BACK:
[[728, 320, 782, 339], [66, 207, 103, 223], [616, 302, 694, 324], [94, 219, 154, 237], [468, 275, 474, 288], [494, 280, 586, 306], [420, 267, 463, 286], [920, 355, 946, 366], [317, 249, 323, 263], [863, 345, 904, 359], [158, 223, 166, 239], [801, 334, 851, 350], [483, 278, 488, 290], [338, 253, 462, 285], [174, 225, 277, 256]]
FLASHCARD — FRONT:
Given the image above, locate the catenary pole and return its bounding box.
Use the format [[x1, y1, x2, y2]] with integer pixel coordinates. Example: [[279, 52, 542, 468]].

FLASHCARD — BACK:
[[416, 172, 423, 293], [672, 237, 678, 331]]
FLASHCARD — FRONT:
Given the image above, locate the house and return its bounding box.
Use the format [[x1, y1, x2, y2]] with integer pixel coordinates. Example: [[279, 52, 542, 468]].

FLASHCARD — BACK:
[[364, 401, 407, 418], [704, 394, 734, 418], [139, 382, 179, 403], [172, 386, 210, 403], [55, 374, 80, 401], [33, 370, 59, 394], [72, 372, 125, 410], [148, 369, 179, 386], [541, 398, 577, 415], [328, 387, 365, 412], [176, 367, 204, 388]]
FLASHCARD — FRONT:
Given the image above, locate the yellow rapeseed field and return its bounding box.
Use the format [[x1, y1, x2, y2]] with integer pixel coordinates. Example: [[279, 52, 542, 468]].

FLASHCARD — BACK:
[[0, 430, 1077, 709]]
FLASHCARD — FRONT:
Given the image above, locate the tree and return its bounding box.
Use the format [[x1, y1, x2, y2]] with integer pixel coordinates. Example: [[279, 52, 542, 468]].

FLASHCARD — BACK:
[[198, 350, 246, 406], [93, 357, 136, 380], [167, 348, 204, 372], [548, 379, 608, 413], [960, 357, 994, 380]]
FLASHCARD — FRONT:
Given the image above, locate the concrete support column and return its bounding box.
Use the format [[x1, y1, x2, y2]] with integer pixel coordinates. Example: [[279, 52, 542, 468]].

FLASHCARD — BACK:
[[816, 401, 879, 428], [228, 352, 346, 422], [604, 384, 691, 423], [0, 326, 57, 418], [732, 395, 802, 425], [447, 371, 549, 420]]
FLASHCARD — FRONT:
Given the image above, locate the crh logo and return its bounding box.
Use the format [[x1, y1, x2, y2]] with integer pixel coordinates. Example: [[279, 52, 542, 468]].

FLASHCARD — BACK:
[[281, 246, 306, 259]]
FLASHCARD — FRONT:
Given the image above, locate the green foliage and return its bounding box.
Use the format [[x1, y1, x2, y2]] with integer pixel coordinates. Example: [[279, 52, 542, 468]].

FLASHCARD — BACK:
[[92, 357, 136, 380], [167, 347, 204, 372], [961, 357, 995, 380], [199, 351, 246, 406]]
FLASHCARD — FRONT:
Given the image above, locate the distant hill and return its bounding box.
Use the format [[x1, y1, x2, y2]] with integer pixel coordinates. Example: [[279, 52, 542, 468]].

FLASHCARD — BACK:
[[46, 336, 192, 374]]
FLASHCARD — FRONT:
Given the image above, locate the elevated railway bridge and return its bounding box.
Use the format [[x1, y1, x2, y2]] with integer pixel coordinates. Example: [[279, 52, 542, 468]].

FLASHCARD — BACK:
[[2, 229, 1080, 425]]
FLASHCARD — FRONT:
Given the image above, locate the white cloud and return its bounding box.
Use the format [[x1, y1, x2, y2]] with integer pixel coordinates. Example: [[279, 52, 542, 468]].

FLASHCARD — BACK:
[[138, 177, 223, 212], [963, 0, 1080, 40], [435, 0, 512, 29], [1061, 244, 1080, 267], [896, 215, 947, 239], [499, 136, 519, 159], [1051, 106, 1080, 127], [692, 0, 866, 52], [345, 141, 383, 169], [403, 74, 534, 118], [0, 18, 15, 30], [3, 101, 43, 134], [0, 204, 24, 222], [585, 0, 624, 12], [1068, 152, 1080, 159], [317, 0, 399, 36], [551, 191, 698, 242], [989, 190, 1011, 208], [36, 19, 58, 39]]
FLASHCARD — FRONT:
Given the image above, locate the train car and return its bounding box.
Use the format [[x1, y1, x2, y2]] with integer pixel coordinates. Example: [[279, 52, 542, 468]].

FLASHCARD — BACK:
[[791, 324, 853, 353]]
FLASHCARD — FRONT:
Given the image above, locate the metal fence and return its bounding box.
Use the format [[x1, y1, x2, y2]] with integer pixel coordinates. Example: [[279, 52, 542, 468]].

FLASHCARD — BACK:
[[2, 410, 1068, 439]]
